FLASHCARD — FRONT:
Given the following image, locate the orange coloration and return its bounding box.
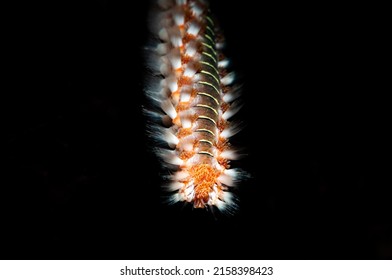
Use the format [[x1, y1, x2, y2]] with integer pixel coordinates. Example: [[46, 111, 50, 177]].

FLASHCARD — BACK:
[[171, 90, 180, 101], [176, 102, 190, 112], [181, 55, 192, 65], [190, 88, 198, 98], [177, 127, 192, 138], [182, 33, 196, 45], [179, 150, 194, 161], [217, 157, 230, 169], [219, 69, 228, 80], [184, 9, 195, 22], [190, 114, 198, 123], [172, 115, 181, 126], [188, 164, 221, 208], [178, 76, 192, 87], [217, 118, 228, 132], [222, 85, 230, 93], [175, 68, 183, 76], [220, 102, 229, 113], [216, 138, 229, 151], [146, 0, 243, 211]]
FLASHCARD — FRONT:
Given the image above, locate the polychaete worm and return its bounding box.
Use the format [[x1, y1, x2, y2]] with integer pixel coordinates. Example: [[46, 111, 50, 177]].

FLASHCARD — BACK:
[[144, 0, 246, 214]]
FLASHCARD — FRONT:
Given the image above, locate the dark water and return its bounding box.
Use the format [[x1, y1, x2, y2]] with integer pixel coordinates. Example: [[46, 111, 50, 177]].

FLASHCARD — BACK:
[[3, 0, 385, 260]]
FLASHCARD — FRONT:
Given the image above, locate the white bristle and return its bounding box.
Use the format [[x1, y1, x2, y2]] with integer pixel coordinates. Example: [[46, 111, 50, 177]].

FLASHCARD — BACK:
[[173, 11, 185, 26], [185, 185, 194, 197], [156, 43, 170, 55], [218, 174, 234, 186], [187, 21, 201, 36], [158, 28, 169, 41], [220, 128, 232, 138], [161, 99, 177, 119], [222, 191, 233, 203], [181, 117, 191, 128], [222, 101, 242, 120], [183, 64, 197, 77], [209, 190, 217, 200], [221, 72, 235, 86], [183, 142, 193, 151], [160, 63, 170, 76], [170, 193, 182, 203], [159, 78, 167, 89], [215, 163, 224, 171], [170, 33, 183, 48], [173, 171, 189, 181], [164, 129, 179, 146], [190, 2, 203, 16], [215, 199, 227, 211], [218, 59, 229, 68], [216, 42, 225, 50], [169, 52, 181, 70], [146, 78, 165, 98], [224, 168, 238, 178], [209, 185, 218, 198], [220, 122, 242, 138], [222, 90, 240, 103], [185, 42, 197, 56], [168, 81, 178, 93], [158, 149, 183, 166], [165, 181, 184, 191], [220, 150, 238, 160], [180, 90, 191, 102], [165, 76, 178, 93]]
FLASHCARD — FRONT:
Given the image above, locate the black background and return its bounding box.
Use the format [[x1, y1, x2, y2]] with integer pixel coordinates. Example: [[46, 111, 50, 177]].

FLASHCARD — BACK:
[[3, 0, 388, 260]]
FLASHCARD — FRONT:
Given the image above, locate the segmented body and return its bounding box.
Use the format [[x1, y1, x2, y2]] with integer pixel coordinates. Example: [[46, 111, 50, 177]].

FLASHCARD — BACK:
[[145, 0, 243, 213]]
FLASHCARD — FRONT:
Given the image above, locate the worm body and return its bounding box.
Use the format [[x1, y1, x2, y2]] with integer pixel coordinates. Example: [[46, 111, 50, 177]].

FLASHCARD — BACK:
[[145, 0, 244, 213]]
